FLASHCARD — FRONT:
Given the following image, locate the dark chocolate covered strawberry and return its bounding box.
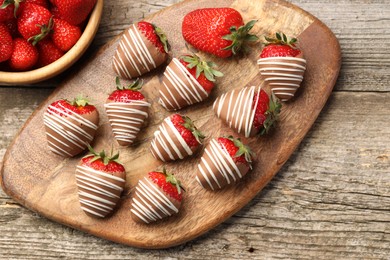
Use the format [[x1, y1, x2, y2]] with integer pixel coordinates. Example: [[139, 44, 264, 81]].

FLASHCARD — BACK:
[[75, 146, 126, 218], [43, 96, 99, 157], [196, 136, 253, 190], [150, 113, 205, 162], [131, 168, 183, 224], [257, 32, 306, 101], [112, 21, 169, 79], [104, 77, 150, 146]]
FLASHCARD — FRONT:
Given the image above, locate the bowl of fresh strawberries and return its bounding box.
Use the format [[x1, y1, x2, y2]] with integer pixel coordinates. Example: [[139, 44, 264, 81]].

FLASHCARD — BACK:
[[0, 0, 103, 85]]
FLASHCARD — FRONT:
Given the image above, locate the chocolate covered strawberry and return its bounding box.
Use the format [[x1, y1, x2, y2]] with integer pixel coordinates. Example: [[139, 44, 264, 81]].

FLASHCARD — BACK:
[[104, 77, 150, 146], [159, 54, 223, 111], [213, 85, 281, 137], [113, 21, 169, 79], [43, 96, 99, 157], [75, 146, 126, 218], [131, 168, 183, 224], [182, 8, 258, 58], [151, 113, 205, 162], [257, 32, 306, 101], [196, 136, 253, 190]]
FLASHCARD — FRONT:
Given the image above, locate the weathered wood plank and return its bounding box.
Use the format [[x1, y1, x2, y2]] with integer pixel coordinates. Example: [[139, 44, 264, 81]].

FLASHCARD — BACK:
[[1, 92, 389, 258]]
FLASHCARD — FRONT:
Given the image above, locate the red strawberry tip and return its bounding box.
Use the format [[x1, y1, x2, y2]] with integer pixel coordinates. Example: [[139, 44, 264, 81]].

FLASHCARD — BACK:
[[162, 167, 185, 194], [86, 144, 123, 166], [259, 92, 282, 135], [221, 19, 258, 55], [152, 23, 170, 53], [227, 136, 254, 165], [115, 76, 143, 91], [264, 32, 299, 49], [28, 15, 53, 46], [181, 115, 205, 144], [180, 54, 223, 82]]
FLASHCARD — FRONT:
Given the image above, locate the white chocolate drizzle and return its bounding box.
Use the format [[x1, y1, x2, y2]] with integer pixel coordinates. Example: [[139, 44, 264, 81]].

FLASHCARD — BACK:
[[159, 58, 208, 110], [75, 165, 125, 218], [104, 100, 150, 146], [150, 116, 193, 162], [44, 104, 98, 157], [257, 56, 306, 101], [131, 177, 179, 223], [213, 85, 262, 138], [113, 24, 157, 79]]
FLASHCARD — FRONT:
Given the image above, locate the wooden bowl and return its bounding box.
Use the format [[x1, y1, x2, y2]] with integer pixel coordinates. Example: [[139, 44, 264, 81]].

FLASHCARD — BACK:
[[0, 0, 104, 85]]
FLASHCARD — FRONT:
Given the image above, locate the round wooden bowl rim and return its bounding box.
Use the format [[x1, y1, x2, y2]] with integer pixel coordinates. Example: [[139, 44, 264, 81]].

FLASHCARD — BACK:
[[0, 0, 104, 85]]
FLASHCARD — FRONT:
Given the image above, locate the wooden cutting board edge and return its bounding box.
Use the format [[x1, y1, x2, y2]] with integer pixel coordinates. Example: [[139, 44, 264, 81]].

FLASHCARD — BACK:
[[1, 0, 341, 249]]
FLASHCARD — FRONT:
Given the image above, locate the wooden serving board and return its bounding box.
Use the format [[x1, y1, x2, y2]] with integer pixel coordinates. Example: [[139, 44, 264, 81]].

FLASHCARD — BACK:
[[0, 0, 341, 249]]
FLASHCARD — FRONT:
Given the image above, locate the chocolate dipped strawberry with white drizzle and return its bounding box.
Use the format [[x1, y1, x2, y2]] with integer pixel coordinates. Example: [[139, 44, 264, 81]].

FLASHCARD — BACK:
[[131, 168, 184, 224], [159, 54, 223, 111], [112, 21, 169, 79], [257, 32, 306, 101], [75, 146, 126, 218], [196, 136, 253, 190], [213, 85, 281, 138], [104, 77, 151, 146], [150, 113, 205, 162], [43, 96, 99, 157]]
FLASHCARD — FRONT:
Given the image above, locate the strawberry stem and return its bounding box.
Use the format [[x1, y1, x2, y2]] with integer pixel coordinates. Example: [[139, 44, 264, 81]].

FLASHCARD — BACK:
[[227, 136, 254, 165], [28, 16, 54, 46], [221, 19, 259, 55], [72, 95, 90, 107], [87, 144, 122, 166], [259, 92, 282, 135], [182, 115, 205, 144], [115, 76, 143, 91], [162, 167, 185, 194], [264, 32, 298, 48], [152, 23, 170, 53]]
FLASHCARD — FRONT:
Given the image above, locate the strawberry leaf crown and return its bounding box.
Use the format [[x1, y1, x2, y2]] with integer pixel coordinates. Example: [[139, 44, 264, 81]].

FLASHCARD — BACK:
[[162, 167, 185, 194], [71, 95, 91, 107], [87, 145, 122, 166], [181, 115, 206, 144], [222, 19, 259, 55], [29, 16, 54, 46], [180, 54, 224, 82], [259, 92, 282, 135], [115, 76, 143, 91], [227, 136, 254, 164], [264, 32, 298, 48], [152, 23, 170, 53]]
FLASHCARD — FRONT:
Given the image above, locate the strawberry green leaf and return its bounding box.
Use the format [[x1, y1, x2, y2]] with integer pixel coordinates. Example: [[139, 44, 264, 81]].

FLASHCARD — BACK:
[[153, 24, 170, 53], [259, 92, 282, 135], [180, 54, 223, 82], [264, 32, 299, 49], [182, 115, 205, 144], [222, 20, 259, 55], [115, 76, 143, 91]]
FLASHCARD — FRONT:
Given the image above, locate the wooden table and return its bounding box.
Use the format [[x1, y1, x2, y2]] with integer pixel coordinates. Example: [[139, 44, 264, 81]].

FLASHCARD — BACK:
[[1, 0, 389, 258]]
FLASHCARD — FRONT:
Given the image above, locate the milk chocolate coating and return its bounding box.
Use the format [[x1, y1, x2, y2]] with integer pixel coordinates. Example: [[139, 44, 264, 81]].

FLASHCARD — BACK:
[[150, 116, 199, 162], [75, 163, 126, 218], [131, 175, 181, 224], [196, 138, 251, 190], [213, 85, 263, 138], [44, 104, 99, 157], [159, 58, 209, 111], [257, 56, 306, 101], [105, 99, 150, 146], [112, 23, 168, 79]]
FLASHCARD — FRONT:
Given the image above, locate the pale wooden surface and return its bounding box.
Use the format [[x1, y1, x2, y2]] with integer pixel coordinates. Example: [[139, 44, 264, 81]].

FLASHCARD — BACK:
[[0, 0, 389, 258]]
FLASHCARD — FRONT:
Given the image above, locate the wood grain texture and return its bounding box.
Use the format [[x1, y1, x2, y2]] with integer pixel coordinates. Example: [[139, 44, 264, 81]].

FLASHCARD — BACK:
[[0, 0, 341, 249], [1, 0, 389, 258]]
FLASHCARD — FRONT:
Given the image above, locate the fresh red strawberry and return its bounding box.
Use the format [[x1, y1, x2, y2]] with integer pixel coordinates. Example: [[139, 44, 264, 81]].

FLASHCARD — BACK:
[[52, 0, 96, 25], [4, 18, 17, 37], [182, 8, 258, 58], [51, 18, 81, 51], [170, 113, 204, 148], [137, 21, 169, 54], [0, 0, 14, 22], [0, 23, 13, 62], [179, 54, 223, 93], [196, 136, 253, 190], [8, 37, 38, 70], [217, 136, 252, 166], [17, 3, 51, 43], [36, 38, 64, 67], [260, 32, 302, 58], [107, 77, 145, 103], [131, 168, 184, 223], [44, 96, 99, 157], [76, 146, 126, 218]]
